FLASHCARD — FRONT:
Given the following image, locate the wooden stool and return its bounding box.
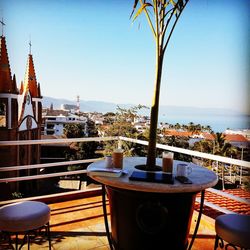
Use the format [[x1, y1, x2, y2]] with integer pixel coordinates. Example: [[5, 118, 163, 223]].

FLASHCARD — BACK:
[[214, 214, 250, 250], [0, 201, 51, 250]]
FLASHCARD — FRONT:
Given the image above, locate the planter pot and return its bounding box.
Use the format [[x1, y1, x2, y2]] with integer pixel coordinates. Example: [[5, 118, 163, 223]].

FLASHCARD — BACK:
[[107, 186, 197, 250], [87, 157, 218, 250]]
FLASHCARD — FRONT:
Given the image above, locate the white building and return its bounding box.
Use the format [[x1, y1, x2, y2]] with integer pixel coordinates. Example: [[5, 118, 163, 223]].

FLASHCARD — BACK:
[[43, 114, 87, 136], [89, 113, 104, 125], [60, 104, 78, 112]]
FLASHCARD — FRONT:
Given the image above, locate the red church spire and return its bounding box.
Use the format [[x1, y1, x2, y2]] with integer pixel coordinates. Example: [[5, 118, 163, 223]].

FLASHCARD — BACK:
[[12, 74, 18, 93], [19, 81, 24, 94], [37, 82, 42, 98], [23, 52, 39, 98], [0, 35, 15, 93]]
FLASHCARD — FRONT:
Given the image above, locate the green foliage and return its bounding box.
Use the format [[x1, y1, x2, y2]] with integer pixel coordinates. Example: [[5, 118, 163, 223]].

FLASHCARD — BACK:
[[12, 192, 23, 199], [64, 119, 100, 162], [213, 132, 238, 158], [67, 165, 82, 171], [103, 112, 116, 125], [161, 122, 213, 133], [63, 123, 85, 138], [133, 130, 150, 157], [100, 105, 148, 156], [191, 132, 241, 190], [192, 133, 239, 158], [192, 140, 214, 154], [160, 135, 191, 161], [242, 178, 250, 191], [86, 119, 99, 137]]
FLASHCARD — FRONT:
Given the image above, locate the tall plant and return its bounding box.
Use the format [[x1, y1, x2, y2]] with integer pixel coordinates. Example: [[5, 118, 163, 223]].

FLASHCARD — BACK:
[[131, 0, 189, 170]]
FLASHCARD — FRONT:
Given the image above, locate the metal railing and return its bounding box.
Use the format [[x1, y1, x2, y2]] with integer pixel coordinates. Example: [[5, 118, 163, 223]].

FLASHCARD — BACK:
[[0, 136, 249, 202], [0, 136, 118, 183], [120, 136, 250, 168]]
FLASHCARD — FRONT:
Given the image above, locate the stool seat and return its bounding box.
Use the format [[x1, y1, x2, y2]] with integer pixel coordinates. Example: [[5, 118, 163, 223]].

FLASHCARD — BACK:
[[215, 214, 250, 248], [0, 201, 50, 232]]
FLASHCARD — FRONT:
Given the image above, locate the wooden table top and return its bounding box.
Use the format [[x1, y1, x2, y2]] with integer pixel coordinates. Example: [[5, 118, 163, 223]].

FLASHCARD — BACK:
[[87, 157, 218, 193]]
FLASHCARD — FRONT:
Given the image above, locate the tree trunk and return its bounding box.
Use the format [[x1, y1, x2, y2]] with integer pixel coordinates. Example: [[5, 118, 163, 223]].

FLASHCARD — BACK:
[[146, 53, 164, 170]]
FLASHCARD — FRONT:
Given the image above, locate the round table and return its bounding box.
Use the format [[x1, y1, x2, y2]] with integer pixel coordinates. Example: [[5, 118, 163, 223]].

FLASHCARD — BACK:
[[88, 157, 218, 250]]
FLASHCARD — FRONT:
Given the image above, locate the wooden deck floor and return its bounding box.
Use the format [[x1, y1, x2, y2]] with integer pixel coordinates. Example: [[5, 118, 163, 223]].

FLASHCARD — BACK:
[[2, 194, 216, 250]]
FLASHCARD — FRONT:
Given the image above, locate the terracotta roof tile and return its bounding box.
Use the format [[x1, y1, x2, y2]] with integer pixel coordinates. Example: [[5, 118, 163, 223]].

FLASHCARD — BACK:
[[195, 188, 250, 218], [224, 134, 248, 142], [164, 130, 192, 137], [222, 189, 250, 200], [201, 132, 215, 141]]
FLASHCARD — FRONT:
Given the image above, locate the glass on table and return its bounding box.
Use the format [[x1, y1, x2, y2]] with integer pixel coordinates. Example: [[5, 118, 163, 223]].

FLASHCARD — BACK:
[[112, 149, 124, 169], [162, 151, 174, 173]]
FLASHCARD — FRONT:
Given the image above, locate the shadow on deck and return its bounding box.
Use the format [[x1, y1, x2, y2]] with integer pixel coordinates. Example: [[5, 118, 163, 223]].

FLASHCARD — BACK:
[[0, 194, 218, 250]]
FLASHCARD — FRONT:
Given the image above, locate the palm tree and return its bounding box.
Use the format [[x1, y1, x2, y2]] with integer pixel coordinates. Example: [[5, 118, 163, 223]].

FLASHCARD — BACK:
[[214, 132, 225, 151], [213, 132, 238, 156], [193, 140, 213, 154], [187, 122, 201, 135], [213, 132, 239, 190], [204, 125, 212, 133], [131, 0, 189, 170], [174, 122, 181, 130]]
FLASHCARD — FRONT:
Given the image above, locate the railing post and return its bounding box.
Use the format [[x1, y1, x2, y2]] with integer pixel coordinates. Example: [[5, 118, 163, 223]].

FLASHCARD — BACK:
[[222, 164, 225, 190], [118, 139, 122, 149], [239, 166, 243, 185], [229, 164, 232, 183]]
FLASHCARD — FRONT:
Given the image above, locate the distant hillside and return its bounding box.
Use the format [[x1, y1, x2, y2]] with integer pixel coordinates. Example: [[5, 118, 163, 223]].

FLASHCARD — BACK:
[[42, 96, 245, 117], [42, 96, 120, 113]]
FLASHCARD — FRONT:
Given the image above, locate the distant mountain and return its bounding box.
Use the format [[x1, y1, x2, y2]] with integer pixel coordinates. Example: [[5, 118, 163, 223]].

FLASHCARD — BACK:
[[42, 96, 246, 117], [42, 96, 120, 113]]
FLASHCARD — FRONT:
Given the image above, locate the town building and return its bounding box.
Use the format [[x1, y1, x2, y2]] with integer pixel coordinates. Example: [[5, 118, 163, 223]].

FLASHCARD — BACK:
[[0, 33, 42, 199], [42, 113, 87, 136], [61, 103, 78, 112]]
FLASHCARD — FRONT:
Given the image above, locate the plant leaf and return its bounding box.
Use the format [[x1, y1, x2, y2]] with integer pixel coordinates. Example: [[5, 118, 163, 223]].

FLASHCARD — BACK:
[[133, 0, 140, 10], [132, 3, 153, 22], [164, 1, 170, 8], [130, 0, 140, 19], [178, 0, 184, 9], [169, 0, 176, 6]]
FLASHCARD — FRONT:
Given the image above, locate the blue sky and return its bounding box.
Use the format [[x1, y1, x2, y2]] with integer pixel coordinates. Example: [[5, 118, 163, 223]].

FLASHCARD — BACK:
[[1, 0, 249, 114]]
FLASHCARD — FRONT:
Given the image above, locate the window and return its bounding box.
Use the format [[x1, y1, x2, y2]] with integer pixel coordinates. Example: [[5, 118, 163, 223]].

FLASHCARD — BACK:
[[47, 124, 54, 129], [0, 102, 6, 127]]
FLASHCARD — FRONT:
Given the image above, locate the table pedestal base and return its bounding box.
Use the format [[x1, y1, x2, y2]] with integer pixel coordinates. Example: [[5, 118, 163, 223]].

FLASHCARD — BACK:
[[107, 186, 197, 250]]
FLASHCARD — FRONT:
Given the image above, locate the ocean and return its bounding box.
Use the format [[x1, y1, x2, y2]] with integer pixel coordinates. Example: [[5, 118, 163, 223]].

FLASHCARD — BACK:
[[158, 114, 250, 133]]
